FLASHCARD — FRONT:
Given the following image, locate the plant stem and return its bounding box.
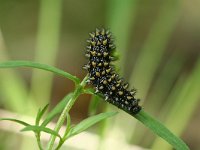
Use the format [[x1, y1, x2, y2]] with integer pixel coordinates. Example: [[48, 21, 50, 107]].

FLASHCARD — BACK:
[[46, 76, 88, 150], [36, 133, 43, 150], [55, 142, 63, 150]]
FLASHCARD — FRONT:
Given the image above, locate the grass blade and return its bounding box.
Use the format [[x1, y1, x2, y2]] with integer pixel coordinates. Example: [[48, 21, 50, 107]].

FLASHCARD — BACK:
[[83, 88, 95, 95], [0, 118, 30, 126], [134, 110, 189, 150], [129, 0, 181, 99], [0, 61, 80, 84], [36, 104, 49, 125], [30, 0, 63, 107], [68, 112, 118, 138], [65, 113, 71, 133], [106, 0, 138, 71]]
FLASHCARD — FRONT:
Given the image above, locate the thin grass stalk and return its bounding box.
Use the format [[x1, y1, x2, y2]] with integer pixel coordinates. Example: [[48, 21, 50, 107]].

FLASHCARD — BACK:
[[30, 0, 63, 106], [106, 0, 137, 72], [0, 29, 31, 113], [152, 58, 200, 150], [129, 0, 181, 100], [145, 53, 185, 113]]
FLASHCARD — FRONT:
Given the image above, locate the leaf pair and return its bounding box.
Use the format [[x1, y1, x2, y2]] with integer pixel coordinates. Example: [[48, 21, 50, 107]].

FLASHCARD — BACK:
[[0, 118, 61, 140]]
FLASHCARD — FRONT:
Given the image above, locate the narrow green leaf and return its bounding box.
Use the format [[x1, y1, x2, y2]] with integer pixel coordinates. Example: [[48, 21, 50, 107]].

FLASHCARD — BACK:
[[36, 104, 49, 125], [68, 112, 118, 138], [0, 118, 30, 126], [83, 88, 95, 95], [83, 88, 101, 116], [88, 95, 101, 116], [0, 61, 80, 84], [41, 93, 73, 127], [134, 110, 189, 150], [55, 113, 72, 150], [66, 113, 71, 131], [63, 113, 71, 140], [21, 125, 62, 139]]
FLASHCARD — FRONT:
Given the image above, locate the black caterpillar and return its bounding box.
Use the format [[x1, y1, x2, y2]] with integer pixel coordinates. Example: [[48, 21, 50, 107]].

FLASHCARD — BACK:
[[83, 28, 141, 115]]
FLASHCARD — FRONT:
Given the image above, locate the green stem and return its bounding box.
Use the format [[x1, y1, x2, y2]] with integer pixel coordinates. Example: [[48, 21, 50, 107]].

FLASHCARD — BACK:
[[46, 76, 88, 150], [55, 142, 63, 150], [36, 133, 43, 150]]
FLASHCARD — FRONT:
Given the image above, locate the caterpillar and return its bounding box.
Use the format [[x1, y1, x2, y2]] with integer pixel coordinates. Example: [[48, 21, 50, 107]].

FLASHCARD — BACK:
[[83, 28, 141, 115]]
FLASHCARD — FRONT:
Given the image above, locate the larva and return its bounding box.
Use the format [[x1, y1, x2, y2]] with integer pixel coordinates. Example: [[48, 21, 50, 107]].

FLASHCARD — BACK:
[[83, 28, 141, 115]]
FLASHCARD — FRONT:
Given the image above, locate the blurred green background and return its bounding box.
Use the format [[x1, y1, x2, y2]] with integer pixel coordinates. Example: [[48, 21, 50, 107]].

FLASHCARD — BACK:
[[0, 0, 200, 150]]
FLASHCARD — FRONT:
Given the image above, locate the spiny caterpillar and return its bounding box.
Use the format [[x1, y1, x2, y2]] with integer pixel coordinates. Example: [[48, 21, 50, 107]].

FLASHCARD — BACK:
[[83, 28, 141, 115]]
